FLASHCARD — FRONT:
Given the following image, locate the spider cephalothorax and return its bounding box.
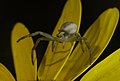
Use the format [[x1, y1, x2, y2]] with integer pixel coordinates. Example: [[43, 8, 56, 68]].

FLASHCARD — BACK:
[[17, 22, 92, 65]]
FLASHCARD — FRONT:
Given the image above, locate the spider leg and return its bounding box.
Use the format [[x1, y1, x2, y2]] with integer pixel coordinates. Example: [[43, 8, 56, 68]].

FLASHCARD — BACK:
[[52, 41, 56, 52], [75, 33, 85, 53], [17, 31, 55, 42], [79, 39, 85, 53], [31, 37, 54, 65], [82, 37, 92, 63], [62, 42, 66, 48], [52, 41, 65, 52], [16, 31, 56, 65]]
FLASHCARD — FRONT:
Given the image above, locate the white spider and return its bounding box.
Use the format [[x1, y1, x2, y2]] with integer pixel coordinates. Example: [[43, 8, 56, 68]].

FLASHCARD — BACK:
[[17, 22, 92, 65]]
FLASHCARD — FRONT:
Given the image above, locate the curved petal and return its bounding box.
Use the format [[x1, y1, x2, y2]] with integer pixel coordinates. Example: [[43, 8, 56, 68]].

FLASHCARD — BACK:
[[81, 48, 120, 81], [11, 23, 37, 81], [56, 7, 119, 80], [0, 63, 15, 81], [38, 0, 82, 80]]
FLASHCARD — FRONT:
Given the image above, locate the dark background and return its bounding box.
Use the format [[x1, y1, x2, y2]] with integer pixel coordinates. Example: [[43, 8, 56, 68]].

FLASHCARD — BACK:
[[0, 0, 120, 80]]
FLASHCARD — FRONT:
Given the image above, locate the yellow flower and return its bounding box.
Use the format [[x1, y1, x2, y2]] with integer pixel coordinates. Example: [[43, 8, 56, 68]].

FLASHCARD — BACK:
[[0, 0, 119, 81], [0, 22, 37, 81]]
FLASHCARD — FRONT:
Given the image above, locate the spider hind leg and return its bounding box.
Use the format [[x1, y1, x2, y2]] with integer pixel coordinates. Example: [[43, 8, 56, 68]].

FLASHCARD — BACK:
[[82, 37, 92, 64]]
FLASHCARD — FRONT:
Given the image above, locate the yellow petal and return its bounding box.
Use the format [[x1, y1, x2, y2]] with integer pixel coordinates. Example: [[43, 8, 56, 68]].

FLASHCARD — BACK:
[[56, 7, 119, 80], [0, 63, 15, 81], [11, 23, 37, 81], [81, 48, 120, 81], [38, 0, 82, 80]]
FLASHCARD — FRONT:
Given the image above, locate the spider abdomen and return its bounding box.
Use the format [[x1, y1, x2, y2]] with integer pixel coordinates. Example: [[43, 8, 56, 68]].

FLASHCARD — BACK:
[[60, 22, 77, 34]]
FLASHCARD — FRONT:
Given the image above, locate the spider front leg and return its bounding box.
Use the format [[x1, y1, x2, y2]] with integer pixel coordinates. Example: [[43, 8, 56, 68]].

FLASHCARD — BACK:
[[31, 37, 54, 65], [52, 41, 56, 52], [17, 31, 56, 65], [17, 31, 55, 42]]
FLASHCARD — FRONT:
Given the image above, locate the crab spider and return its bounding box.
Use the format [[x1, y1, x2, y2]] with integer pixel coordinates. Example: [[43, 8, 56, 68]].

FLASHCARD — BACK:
[[17, 22, 92, 65]]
